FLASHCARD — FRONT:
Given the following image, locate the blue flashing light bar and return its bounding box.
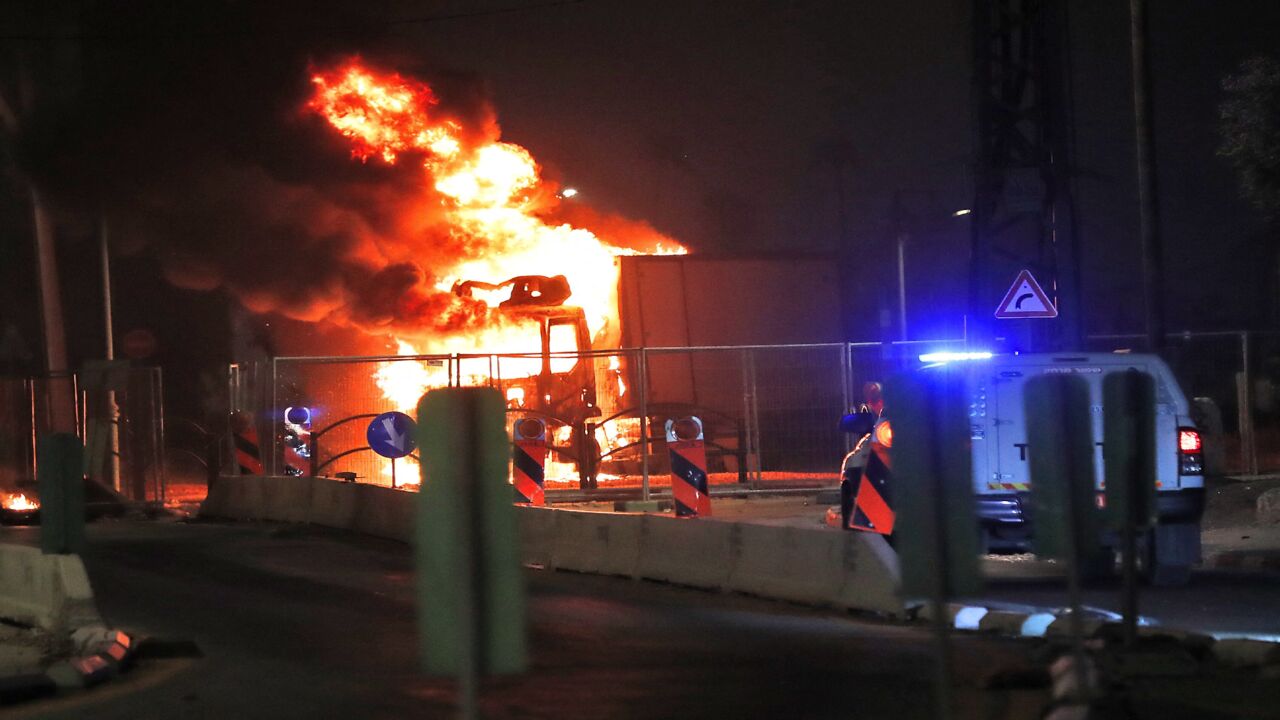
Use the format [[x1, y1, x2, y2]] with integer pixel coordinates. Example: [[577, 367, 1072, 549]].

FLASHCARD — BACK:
[[918, 351, 994, 364]]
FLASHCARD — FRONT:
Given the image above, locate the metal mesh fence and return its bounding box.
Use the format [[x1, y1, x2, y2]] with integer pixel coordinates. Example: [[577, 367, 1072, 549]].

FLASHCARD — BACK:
[[247, 333, 1278, 495], [1, 367, 166, 504], [1084, 332, 1280, 473], [258, 342, 965, 493]]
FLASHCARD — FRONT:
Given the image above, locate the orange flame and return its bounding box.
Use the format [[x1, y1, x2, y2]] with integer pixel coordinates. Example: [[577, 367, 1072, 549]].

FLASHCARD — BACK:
[[2, 493, 38, 511], [310, 60, 685, 487], [309, 59, 684, 349], [373, 339, 439, 412]]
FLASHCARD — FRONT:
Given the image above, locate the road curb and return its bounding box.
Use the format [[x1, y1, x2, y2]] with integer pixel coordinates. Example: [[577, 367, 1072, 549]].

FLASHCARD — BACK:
[[1201, 551, 1280, 572]]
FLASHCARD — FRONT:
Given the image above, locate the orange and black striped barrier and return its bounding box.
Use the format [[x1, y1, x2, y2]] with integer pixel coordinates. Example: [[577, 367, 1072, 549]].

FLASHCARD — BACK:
[[230, 411, 264, 476], [666, 416, 711, 517], [850, 421, 894, 534], [512, 417, 547, 506]]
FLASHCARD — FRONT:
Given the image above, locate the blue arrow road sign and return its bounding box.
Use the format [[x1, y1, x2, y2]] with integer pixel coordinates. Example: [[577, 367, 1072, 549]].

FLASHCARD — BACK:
[[367, 411, 417, 459]]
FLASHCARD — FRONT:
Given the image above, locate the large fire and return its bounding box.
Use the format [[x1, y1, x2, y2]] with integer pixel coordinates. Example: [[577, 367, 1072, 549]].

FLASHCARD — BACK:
[[309, 61, 686, 484], [308, 61, 683, 347], [309, 60, 680, 485]]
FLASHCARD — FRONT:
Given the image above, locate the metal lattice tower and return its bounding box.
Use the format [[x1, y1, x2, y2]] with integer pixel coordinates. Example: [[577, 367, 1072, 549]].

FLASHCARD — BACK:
[[968, 0, 1082, 350]]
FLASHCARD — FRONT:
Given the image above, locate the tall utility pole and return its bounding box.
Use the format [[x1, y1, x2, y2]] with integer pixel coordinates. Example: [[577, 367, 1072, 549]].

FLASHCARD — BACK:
[[968, 0, 1083, 351], [24, 93, 76, 434], [101, 218, 122, 491], [1129, 0, 1165, 352]]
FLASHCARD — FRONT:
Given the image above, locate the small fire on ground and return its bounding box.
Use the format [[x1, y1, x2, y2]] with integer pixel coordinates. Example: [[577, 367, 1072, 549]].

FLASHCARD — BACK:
[[2, 493, 39, 511]]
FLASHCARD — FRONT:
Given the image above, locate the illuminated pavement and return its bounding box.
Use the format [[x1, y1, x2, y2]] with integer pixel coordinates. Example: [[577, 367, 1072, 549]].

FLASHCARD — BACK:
[[2, 520, 1044, 720]]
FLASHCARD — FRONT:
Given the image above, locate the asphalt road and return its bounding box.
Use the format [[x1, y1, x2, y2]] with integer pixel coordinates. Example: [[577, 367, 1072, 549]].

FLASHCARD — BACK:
[[3, 519, 1045, 720]]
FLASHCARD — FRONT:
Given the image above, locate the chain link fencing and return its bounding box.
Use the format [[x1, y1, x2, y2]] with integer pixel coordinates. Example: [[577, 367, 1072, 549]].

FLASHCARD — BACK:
[[240, 341, 967, 496], [229, 332, 1276, 497], [1084, 331, 1280, 474], [0, 366, 168, 507]]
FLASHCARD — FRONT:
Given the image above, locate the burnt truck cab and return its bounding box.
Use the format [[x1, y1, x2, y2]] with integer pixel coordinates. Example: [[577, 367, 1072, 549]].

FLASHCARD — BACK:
[[494, 305, 602, 486], [839, 352, 1206, 585]]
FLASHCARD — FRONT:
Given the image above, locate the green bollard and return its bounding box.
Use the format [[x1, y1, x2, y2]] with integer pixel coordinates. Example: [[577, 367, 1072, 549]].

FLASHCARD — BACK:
[[886, 366, 980, 720], [37, 433, 86, 555], [416, 387, 527, 718], [889, 367, 982, 599], [1024, 374, 1097, 700], [1024, 375, 1099, 563], [1103, 369, 1157, 646], [1102, 370, 1157, 531]]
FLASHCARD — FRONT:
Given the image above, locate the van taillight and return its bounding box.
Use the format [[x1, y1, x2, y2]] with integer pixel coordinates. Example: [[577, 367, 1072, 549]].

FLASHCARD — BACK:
[[1178, 427, 1203, 475], [1178, 429, 1202, 453]]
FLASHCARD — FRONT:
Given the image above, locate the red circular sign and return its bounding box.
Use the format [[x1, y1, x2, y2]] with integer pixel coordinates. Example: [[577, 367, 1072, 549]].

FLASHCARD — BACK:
[[120, 328, 158, 359]]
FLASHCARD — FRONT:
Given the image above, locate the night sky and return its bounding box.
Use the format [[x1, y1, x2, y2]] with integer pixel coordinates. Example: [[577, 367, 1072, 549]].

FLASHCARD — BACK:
[[0, 0, 1276, 420]]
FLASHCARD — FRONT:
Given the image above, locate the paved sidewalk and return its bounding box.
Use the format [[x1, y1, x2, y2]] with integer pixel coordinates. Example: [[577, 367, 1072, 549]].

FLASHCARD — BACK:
[[1203, 524, 1280, 571]]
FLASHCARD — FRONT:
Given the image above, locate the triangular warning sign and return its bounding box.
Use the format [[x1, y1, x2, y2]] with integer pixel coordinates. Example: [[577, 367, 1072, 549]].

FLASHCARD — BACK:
[[995, 269, 1057, 319]]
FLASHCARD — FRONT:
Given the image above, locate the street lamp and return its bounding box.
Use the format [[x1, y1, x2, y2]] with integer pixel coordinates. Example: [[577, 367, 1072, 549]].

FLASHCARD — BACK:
[[894, 207, 975, 341]]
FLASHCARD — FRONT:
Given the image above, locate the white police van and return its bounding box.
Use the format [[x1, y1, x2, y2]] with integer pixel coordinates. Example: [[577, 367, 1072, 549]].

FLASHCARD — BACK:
[[971, 352, 1203, 580], [841, 352, 1206, 585]]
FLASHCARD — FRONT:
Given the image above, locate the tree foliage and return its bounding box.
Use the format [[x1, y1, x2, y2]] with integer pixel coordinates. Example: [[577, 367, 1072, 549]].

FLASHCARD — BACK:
[[1219, 56, 1280, 222]]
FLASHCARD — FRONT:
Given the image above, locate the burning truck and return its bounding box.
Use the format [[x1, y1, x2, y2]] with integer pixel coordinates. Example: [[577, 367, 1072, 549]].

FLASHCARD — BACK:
[[258, 60, 686, 487], [245, 61, 843, 489]]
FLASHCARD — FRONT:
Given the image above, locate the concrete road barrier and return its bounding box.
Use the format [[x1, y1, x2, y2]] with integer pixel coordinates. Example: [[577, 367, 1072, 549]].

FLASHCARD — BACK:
[[728, 523, 902, 614], [596, 513, 645, 578], [515, 507, 558, 568], [262, 475, 316, 524], [730, 523, 840, 603], [308, 479, 362, 530], [0, 545, 102, 633], [549, 510, 610, 574], [352, 485, 414, 543], [201, 476, 907, 617], [207, 475, 268, 521], [635, 516, 737, 589]]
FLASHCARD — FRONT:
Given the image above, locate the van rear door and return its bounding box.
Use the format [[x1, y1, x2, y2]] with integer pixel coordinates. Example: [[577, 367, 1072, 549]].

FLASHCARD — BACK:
[[988, 363, 1032, 493], [988, 357, 1137, 494]]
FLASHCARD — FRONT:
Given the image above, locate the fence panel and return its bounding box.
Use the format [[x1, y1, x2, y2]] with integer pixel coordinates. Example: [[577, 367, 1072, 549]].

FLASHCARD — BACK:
[[748, 345, 847, 479], [641, 347, 755, 487], [1085, 332, 1280, 474], [256, 333, 1277, 496], [1, 367, 166, 505]]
